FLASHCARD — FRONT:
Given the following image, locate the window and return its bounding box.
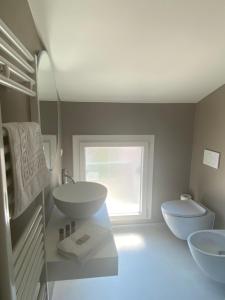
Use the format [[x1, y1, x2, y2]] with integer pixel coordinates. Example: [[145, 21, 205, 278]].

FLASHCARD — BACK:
[[73, 135, 154, 222]]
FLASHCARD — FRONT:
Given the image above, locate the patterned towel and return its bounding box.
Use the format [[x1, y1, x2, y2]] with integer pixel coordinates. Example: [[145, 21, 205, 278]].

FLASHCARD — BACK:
[[3, 122, 50, 219]]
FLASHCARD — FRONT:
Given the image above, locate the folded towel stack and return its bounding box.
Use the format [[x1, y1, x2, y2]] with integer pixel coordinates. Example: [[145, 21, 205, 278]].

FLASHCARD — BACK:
[[57, 222, 110, 263]]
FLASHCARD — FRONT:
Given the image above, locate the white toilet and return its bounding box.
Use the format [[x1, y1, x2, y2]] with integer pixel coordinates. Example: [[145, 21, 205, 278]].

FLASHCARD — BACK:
[[161, 199, 215, 240]]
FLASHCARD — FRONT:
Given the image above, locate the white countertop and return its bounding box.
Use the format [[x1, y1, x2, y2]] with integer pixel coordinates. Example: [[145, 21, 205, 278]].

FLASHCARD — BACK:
[[46, 204, 118, 281]]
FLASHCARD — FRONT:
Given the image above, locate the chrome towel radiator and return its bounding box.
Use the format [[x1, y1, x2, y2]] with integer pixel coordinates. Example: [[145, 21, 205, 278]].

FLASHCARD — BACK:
[[0, 18, 48, 300], [2, 128, 48, 300], [13, 205, 45, 300]]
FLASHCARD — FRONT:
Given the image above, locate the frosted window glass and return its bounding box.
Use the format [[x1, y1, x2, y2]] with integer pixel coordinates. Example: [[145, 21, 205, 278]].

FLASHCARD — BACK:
[[84, 146, 144, 216]]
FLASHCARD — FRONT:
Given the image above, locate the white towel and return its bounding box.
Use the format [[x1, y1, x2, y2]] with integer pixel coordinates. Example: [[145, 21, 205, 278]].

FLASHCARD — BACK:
[[3, 122, 50, 219], [57, 222, 110, 263]]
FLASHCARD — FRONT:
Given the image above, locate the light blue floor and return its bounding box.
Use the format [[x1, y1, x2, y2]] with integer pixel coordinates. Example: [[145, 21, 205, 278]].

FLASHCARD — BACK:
[[52, 224, 225, 300]]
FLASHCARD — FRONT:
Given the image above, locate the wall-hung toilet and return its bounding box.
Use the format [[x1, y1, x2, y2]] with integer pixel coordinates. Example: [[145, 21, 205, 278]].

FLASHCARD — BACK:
[[188, 230, 225, 283], [161, 200, 215, 240]]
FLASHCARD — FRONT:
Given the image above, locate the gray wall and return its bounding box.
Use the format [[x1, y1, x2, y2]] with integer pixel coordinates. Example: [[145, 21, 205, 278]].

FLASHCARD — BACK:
[[40, 101, 59, 135], [61, 102, 195, 222], [190, 84, 225, 228]]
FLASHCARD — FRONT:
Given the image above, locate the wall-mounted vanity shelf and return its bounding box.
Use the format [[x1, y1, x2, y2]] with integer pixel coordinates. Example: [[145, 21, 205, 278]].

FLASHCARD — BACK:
[[46, 204, 118, 281]]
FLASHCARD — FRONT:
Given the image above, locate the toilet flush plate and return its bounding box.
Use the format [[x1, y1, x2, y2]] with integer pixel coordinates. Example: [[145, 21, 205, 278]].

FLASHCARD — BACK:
[[203, 149, 220, 169]]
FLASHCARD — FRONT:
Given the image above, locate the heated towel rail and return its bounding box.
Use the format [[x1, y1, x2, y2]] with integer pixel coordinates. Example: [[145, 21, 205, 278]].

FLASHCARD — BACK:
[[2, 128, 48, 300], [0, 18, 48, 300], [13, 205, 45, 300], [0, 18, 36, 96]]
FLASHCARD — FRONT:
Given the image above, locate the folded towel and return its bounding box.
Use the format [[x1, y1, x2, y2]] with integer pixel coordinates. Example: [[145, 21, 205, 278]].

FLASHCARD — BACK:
[[57, 222, 110, 263], [3, 122, 50, 219]]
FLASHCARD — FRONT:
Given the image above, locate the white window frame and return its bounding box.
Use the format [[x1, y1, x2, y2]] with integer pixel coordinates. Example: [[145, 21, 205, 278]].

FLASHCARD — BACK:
[[72, 135, 154, 223]]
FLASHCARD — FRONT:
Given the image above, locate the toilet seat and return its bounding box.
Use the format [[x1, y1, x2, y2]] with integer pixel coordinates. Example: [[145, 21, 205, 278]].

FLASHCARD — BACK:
[[161, 200, 207, 218]]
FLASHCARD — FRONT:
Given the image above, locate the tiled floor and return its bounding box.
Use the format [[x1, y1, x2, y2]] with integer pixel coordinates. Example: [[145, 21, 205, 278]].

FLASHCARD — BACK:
[[52, 224, 225, 300]]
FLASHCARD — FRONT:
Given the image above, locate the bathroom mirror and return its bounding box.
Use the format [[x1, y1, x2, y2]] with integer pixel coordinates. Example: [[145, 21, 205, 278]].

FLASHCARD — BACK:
[[37, 50, 61, 177]]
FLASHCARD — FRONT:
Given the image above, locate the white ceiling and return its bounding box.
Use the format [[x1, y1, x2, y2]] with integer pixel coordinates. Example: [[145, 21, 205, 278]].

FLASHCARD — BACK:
[[28, 0, 225, 103]]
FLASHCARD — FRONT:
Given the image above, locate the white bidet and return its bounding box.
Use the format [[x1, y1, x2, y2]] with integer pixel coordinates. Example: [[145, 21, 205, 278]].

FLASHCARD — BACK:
[[188, 230, 225, 283]]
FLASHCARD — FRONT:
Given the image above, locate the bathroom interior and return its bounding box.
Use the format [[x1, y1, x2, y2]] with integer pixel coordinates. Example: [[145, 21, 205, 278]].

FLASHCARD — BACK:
[[0, 1, 225, 299]]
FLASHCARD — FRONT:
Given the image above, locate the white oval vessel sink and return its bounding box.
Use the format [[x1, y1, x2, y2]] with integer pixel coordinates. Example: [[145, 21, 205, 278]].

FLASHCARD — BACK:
[[53, 182, 107, 219], [188, 230, 225, 283]]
